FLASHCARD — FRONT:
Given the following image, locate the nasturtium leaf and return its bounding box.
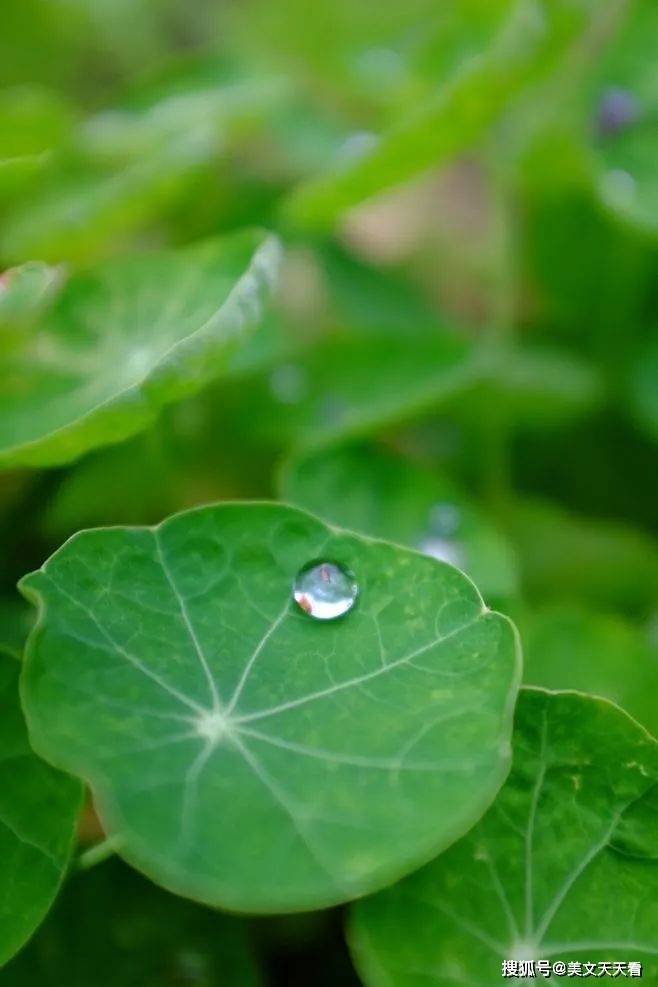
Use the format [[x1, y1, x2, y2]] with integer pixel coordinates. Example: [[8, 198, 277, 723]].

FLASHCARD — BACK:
[[350, 689, 658, 986], [0, 653, 82, 966], [587, 0, 658, 234], [0, 230, 280, 469], [281, 0, 610, 229], [0, 87, 74, 195], [2, 858, 262, 987], [520, 604, 658, 738], [0, 262, 63, 339], [216, 332, 479, 452], [280, 444, 518, 603], [19, 502, 520, 912]]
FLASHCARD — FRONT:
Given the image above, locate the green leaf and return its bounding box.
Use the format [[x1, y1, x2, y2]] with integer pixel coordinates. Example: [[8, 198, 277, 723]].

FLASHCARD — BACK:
[[587, 0, 658, 234], [0, 231, 280, 469], [280, 444, 519, 603], [217, 332, 479, 452], [0, 262, 63, 339], [0, 87, 74, 195], [2, 858, 261, 986], [629, 337, 658, 442], [0, 598, 33, 660], [508, 497, 658, 616], [521, 604, 658, 738], [350, 688, 658, 986], [0, 63, 287, 264], [0, 653, 82, 966], [19, 502, 520, 912], [282, 0, 607, 229]]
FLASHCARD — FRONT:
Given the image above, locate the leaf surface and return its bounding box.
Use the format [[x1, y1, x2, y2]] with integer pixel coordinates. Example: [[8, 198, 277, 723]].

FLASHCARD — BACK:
[[19, 502, 520, 912], [350, 688, 658, 986], [0, 654, 82, 966], [0, 231, 280, 469]]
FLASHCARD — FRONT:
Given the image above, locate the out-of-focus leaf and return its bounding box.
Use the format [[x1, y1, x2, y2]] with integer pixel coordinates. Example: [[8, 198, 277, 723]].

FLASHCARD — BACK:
[[476, 344, 604, 425], [0, 262, 64, 340], [629, 336, 658, 441], [0, 87, 74, 194], [587, 0, 658, 234], [280, 444, 519, 603], [508, 498, 658, 615], [2, 858, 261, 986], [520, 603, 658, 737], [350, 689, 658, 986], [0, 653, 82, 966], [0, 231, 280, 468], [282, 0, 613, 229], [217, 332, 479, 452], [1, 64, 287, 264], [0, 598, 33, 659], [19, 502, 520, 911]]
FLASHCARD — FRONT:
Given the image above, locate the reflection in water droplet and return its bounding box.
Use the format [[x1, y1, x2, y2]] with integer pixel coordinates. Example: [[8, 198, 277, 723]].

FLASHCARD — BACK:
[[269, 363, 308, 404], [597, 86, 640, 138], [293, 561, 358, 620]]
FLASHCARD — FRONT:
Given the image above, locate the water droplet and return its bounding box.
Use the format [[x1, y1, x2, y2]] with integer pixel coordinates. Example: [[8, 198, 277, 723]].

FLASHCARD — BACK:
[[293, 561, 358, 620], [597, 86, 640, 138]]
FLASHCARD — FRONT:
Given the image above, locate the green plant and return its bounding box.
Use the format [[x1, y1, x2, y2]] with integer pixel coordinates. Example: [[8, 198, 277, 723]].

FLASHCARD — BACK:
[[1, 0, 658, 984]]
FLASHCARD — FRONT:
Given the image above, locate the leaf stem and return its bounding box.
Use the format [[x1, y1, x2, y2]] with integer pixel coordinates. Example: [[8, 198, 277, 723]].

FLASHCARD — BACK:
[[75, 835, 122, 872]]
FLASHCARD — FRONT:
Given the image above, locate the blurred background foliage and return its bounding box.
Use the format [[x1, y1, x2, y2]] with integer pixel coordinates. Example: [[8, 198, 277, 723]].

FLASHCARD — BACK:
[[0, 0, 657, 983]]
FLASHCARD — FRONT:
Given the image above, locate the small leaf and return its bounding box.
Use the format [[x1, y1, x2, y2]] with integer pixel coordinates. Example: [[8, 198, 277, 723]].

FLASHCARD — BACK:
[[280, 444, 519, 603], [2, 859, 262, 986], [350, 688, 658, 986], [0, 653, 82, 966], [19, 502, 520, 912], [0, 231, 280, 469]]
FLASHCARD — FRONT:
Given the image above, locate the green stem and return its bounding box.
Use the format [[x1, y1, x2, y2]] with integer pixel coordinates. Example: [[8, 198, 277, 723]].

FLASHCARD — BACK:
[[75, 835, 122, 872]]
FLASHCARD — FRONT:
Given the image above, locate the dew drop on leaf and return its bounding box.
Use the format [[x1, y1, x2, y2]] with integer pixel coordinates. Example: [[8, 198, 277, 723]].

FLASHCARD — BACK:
[[293, 560, 358, 620]]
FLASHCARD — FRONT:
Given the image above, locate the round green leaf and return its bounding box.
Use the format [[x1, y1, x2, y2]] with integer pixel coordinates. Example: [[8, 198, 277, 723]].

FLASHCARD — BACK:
[[2, 858, 261, 987], [19, 502, 520, 912], [350, 688, 658, 986], [0, 654, 82, 967], [280, 444, 518, 604], [0, 230, 280, 469]]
